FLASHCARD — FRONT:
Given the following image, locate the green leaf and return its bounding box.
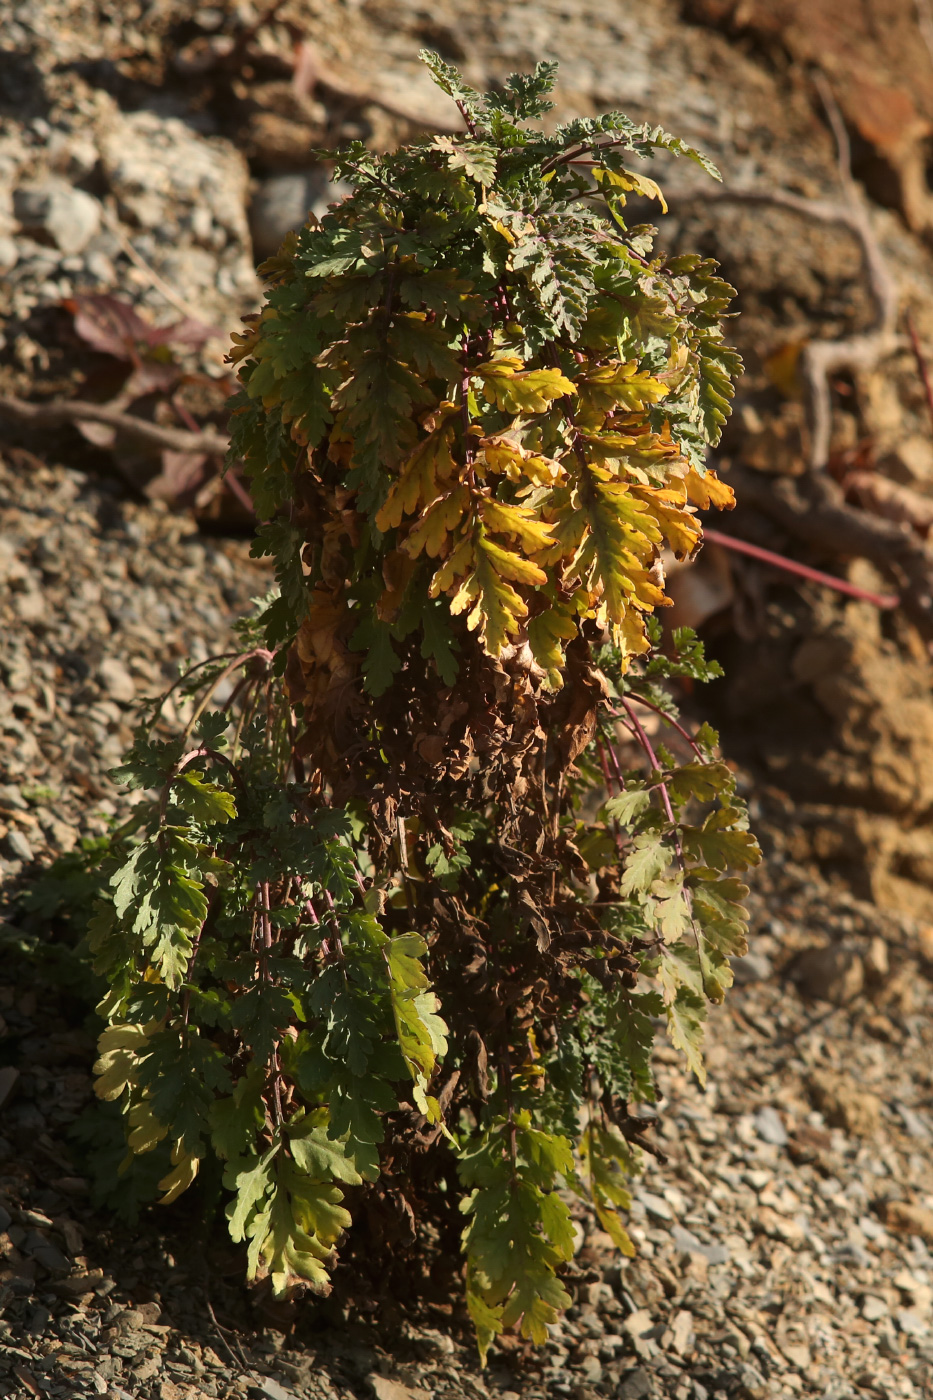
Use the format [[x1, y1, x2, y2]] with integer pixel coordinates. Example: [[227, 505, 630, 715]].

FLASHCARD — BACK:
[[620, 832, 670, 896], [666, 985, 707, 1084], [603, 788, 651, 826], [210, 1071, 265, 1161], [682, 807, 761, 872], [174, 771, 237, 824], [225, 1147, 277, 1242], [287, 1111, 364, 1185]]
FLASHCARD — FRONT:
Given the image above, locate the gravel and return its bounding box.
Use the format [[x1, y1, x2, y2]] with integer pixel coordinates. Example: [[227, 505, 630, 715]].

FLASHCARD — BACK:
[[0, 451, 267, 883]]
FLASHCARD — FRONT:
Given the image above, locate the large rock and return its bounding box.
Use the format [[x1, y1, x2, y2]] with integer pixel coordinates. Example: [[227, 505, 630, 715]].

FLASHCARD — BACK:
[[249, 168, 349, 261], [96, 106, 259, 319], [13, 177, 101, 255]]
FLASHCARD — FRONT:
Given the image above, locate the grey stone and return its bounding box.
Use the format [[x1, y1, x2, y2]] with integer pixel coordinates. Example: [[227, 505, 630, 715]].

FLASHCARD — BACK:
[[671, 1224, 729, 1265], [895, 1102, 932, 1141], [618, 1369, 651, 1400], [97, 657, 136, 703], [85, 249, 116, 283], [753, 1106, 788, 1147], [261, 1379, 298, 1400], [0, 235, 17, 271], [249, 169, 352, 259], [15, 590, 46, 623], [731, 953, 773, 985], [27, 1305, 51, 1335], [14, 179, 102, 256], [0, 1066, 19, 1112], [735, 1362, 768, 1399], [638, 1190, 673, 1221], [23, 1230, 70, 1274], [579, 1355, 603, 1385], [897, 1309, 929, 1337], [791, 945, 864, 1004], [861, 1295, 887, 1322], [3, 828, 34, 862]]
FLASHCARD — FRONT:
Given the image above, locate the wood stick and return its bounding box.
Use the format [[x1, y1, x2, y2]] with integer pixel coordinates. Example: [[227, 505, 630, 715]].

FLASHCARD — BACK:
[[0, 393, 229, 456]]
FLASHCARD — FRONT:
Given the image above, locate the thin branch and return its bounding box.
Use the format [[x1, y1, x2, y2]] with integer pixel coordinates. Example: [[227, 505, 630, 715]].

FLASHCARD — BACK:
[[703, 525, 900, 608], [665, 180, 899, 470], [612, 699, 707, 762], [812, 71, 853, 196], [540, 134, 633, 175], [100, 204, 226, 333], [456, 99, 478, 138], [0, 393, 230, 456], [618, 697, 675, 825]]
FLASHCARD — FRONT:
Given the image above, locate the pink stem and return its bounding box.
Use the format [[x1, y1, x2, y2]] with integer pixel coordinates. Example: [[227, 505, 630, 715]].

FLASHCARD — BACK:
[[703, 526, 899, 609], [618, 697, 676, 825]]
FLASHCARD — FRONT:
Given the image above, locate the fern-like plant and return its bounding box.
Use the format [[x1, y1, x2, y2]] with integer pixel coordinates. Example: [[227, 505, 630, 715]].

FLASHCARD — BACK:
[[88, 56, 758, 1357]]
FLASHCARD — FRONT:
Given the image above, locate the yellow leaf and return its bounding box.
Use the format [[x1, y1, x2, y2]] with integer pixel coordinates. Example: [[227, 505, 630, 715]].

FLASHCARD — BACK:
[[479, 435, 562, 485], [93, 1023, 150, 1102], [594, 1203, 637, 1256], [614, 603, 652, 658], [450, 532, 532, 656], [685, 465, 736, 511], [476, 358, 576, 415], [641, 496, 702, 559], [527, 602, 578, 690], [576, 360, 668, 425], [594, 165, 668, 212], [429, 532, 474, 596], [127, 1099, 168, 1155], [401, 484, 469, 559], [375, 405, 459, 532], [481, 497, 557, 553], [478, 533, 548, 586], [157, 1145, 200, 1205]]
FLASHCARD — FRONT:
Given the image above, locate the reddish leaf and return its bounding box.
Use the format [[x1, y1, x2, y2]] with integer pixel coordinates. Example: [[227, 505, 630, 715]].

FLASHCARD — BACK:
[[146, 317, 218, 350], [148, 451, 211, 499], [65, 294, 151, 360], [65, 294, 217, 360]]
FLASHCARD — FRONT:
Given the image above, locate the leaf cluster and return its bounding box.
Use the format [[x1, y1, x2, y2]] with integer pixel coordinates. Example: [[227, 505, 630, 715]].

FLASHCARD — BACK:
[[85, 57, 755, 1359]]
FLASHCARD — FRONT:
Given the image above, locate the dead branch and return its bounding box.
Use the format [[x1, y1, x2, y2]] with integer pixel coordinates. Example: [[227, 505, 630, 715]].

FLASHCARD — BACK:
[[0, 394, 230, 456], [100, 205, 228, 335], [667, 180, 899, 470], [667, 76, 899, 472], [726, 464, 933, 638]]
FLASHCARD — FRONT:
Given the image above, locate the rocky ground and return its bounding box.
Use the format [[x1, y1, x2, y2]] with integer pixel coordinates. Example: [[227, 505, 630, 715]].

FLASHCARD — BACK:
[[2, 1, 933, 1398]]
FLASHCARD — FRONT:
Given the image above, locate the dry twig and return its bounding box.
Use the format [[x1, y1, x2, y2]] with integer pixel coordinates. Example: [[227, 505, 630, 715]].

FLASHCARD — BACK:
[[667, 77, 899, 471], [100, 205, 227, 335], [0, 394, 230, 456]]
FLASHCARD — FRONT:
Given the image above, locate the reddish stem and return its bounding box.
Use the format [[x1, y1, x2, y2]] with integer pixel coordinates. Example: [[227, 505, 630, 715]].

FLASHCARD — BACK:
[[618, 697, 676, 826], [703, 526, 899, 609], [609, 699, 706, 763], [595, 736, 616, 796]]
